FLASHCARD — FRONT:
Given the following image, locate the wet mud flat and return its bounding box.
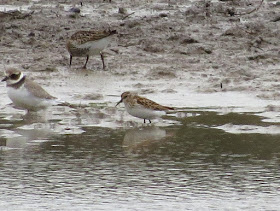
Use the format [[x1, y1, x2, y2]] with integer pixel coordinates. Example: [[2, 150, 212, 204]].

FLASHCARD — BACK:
[[0, 0, 280, 99]]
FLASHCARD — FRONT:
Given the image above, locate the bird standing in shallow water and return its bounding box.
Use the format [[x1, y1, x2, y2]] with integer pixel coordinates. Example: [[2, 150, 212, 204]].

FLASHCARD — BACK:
[[66, 29, 117, 70], [116, 91, 174, 123], [2, 68, 56, 112]]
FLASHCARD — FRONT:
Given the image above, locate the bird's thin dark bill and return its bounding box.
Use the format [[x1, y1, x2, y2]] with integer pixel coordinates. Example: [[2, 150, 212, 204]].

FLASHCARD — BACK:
[[1, 77, 8, 82], [115, 100, 122, 107]]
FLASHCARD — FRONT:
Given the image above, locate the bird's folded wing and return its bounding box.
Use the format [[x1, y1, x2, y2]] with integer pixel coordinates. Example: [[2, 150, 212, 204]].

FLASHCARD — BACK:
[[24, 78, 56, 99]]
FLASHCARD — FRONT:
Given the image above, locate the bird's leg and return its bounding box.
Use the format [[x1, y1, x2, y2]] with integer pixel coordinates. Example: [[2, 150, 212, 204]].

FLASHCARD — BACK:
[[144, 119, 146, 123], [100, 52, 106, 70], [149, 120, 151, 123], [83, 55, 89, 69], [70, 55, 72, 66]]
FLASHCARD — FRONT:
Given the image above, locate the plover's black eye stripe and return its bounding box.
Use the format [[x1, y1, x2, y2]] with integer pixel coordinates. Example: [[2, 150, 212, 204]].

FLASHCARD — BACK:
[[10, 74, 20, 80]]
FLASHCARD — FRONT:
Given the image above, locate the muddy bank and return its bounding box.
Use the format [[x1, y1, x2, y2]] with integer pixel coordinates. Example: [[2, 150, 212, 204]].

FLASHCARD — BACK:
[[0, 0, 280, 117]]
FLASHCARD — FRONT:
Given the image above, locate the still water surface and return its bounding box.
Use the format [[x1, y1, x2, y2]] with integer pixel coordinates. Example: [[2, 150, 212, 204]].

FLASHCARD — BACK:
[[0, 110, 280, 210]]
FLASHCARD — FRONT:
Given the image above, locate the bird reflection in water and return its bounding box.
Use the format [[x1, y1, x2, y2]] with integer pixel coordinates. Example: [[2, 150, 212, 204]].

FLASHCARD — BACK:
[[123, 126, 174, 154], [0, 124, 55, 149], [0, 107, 82, 150]]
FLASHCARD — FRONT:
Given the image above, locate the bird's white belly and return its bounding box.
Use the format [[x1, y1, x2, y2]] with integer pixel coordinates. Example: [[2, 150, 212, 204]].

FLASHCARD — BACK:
[[7, 87, 52, 111], [80, 36, 112, 55], [125, 105, 166, 120]]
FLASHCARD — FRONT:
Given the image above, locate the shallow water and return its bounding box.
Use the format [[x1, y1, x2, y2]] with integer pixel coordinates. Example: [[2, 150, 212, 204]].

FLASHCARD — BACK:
[[1, 108, 280, 211]]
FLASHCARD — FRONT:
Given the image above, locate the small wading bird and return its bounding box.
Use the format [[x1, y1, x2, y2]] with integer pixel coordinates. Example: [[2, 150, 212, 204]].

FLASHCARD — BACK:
[[116, 91, 174, 123], [66, 29, 117, 69], [2, 68, 56, 112]]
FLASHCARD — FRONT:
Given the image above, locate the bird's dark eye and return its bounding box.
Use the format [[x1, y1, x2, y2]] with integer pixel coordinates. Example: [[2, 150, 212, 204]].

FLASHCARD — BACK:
[[10, 74, 19, 80]]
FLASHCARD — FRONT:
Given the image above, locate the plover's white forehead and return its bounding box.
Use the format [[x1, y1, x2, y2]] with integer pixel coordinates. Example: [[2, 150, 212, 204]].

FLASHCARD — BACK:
[[5, 68, 21, 76], [3, 68, 24, 85]]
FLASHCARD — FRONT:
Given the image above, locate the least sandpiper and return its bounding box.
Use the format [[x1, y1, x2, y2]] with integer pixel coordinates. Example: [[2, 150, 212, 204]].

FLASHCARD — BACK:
[[116, 91, 174, 123], [2, 68, 56, 112], [66, 29, 117, 69]]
